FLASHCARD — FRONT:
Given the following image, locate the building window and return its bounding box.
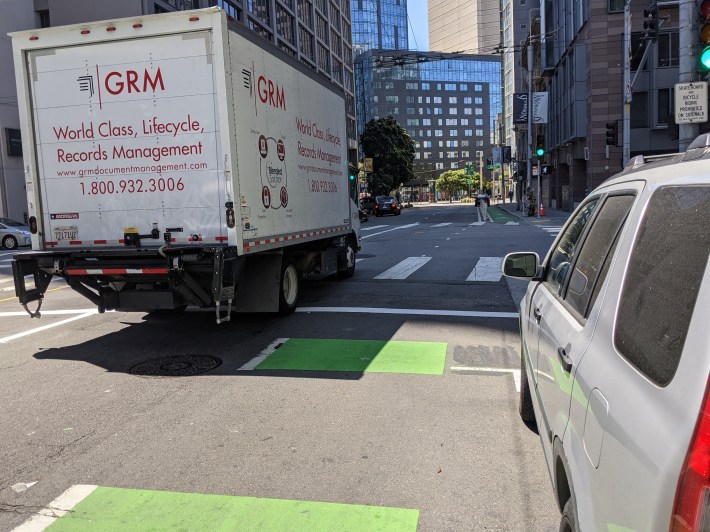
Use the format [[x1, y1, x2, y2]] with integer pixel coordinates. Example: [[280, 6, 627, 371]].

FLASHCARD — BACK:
[[631, 91, 649, 128], [465, 129, 473, 136], [6, 128, 22, 156], [407, 108, 415, 115], [406, 82, 419, 89], [475, 97, 483, 104], [657, 88, 673, 125], [475, 108, 483, 115], [609, 0, 624, 12], [658, 33, 679, 67], [37, 10, 50, 27], [449, 108, 458, 115], [449, 130, 458, 136], [464, 108, 473, 115], [386, 95, 398, 103], [449, 96, 458, 104], [422, 83, 430, 90], [460, 84, 468, 90], [434, 96, 442, 104], [474, 84, 483, 91], [445, 83, 456, 91], [435, 130, 443, 137], [464, 97, 472, 104], [461, 119, 469, 125]]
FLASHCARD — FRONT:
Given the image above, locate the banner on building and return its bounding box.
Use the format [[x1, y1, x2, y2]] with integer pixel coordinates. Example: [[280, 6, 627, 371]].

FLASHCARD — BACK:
[[513, 92, 549, 124]]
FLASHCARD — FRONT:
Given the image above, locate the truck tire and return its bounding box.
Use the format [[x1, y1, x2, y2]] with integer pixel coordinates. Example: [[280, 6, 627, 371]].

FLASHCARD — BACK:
[[337, 241, 356, 279], [279, 259, 299, 315], [520, 350, 536, 425]]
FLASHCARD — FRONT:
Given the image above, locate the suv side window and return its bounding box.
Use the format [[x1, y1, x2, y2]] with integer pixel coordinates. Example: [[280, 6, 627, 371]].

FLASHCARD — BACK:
[[546, 198, 600, 294], [564, 194, 635, 317], [615, 186, 710, 385]]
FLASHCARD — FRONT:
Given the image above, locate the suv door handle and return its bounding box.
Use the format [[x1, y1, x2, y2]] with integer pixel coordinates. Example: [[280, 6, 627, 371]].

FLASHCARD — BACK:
[[533, 308, 542, 322], [557, 347, 573, 372]]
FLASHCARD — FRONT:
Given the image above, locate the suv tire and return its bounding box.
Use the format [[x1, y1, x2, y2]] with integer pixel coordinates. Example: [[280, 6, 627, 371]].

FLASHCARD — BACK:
[[559, 495, 579, 532], [520, 351, 536, 424]]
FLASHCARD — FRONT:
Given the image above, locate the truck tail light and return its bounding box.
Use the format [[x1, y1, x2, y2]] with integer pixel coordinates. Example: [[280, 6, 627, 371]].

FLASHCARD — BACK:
[[29, 216, 37, 234], [671, 376, 710, 531]]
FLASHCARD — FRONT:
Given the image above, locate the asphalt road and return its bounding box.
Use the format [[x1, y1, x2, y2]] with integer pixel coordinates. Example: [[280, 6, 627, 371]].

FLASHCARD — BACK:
[[0, 202, 569, 531]]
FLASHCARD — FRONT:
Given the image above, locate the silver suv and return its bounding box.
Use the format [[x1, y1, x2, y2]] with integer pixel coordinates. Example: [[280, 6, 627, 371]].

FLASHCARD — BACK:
[[503, 135, 710, 531]]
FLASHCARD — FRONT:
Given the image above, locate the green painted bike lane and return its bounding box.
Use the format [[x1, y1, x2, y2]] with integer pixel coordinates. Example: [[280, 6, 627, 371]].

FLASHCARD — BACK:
[[38, 486, 418, 531]]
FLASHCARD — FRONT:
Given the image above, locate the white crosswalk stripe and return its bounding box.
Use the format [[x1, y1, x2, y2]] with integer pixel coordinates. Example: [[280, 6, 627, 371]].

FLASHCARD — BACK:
[[466, 257, 503, 282], [359, 225, 388, 231], [373, 256, 432, 280], [430, 223, 452, 228], [541, 226, 564, 237]]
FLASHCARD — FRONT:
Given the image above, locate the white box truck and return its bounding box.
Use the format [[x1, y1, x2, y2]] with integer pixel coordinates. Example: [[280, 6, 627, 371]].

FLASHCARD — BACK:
[[10, 7, 360, 323]]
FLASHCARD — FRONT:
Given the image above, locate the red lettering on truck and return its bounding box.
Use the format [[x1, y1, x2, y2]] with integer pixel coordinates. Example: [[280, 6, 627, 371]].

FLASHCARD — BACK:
[[257, 75, 286, 110], [105, 68, 165, 95]]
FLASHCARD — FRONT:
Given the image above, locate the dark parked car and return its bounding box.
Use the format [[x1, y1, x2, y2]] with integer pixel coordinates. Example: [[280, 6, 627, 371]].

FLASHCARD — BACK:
[[359, 196, 375, 214], [374, 196, 401, 216]]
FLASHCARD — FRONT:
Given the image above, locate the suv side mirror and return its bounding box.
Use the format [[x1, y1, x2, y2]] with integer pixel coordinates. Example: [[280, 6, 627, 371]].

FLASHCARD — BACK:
[[502, 252, 541, 280]]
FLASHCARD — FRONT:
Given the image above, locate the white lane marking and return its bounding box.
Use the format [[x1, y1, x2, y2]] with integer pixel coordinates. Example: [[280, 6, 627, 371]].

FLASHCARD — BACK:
[[355, 258, 365, 263], [0, 277, 15, 284], [0, 311, 97, 344], [0, 259, 13, 263], [0, 309, 98, 317], [360, 223, 419, 240], [469, 221, 485, 226], [373, 256, 432, 280], [450, 367, 521, 391], [13, 484, 98, 532], [296, 307, 518, 318], [541, 226, 564, 236], [430, 223, 452, 228], [360, 225, 387, 232], [238, 337, 288, 371], [505, 221, 519, 226], [466, 257, 504, 282]]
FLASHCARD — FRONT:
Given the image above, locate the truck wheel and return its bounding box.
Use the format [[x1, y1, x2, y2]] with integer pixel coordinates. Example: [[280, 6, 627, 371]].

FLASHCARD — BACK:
[[520, 350, 536, 425], [338, 242, 356, 279], [279, 259, 299, 315], [2, 235, 18, 250]]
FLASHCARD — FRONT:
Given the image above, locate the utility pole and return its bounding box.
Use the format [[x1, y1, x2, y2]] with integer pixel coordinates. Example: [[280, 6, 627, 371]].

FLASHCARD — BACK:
[[526, 39, 533, 194], [623, 0, 632, 166], [679, 0, 700, 150]]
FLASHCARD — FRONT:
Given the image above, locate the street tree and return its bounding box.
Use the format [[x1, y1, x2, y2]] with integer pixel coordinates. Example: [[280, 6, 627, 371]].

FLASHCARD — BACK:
[[360, 117, 415, 196], [436, 169, 469, 201]]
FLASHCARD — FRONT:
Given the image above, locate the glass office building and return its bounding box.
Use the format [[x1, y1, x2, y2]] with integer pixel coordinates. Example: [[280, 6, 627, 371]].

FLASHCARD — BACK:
[[351, 0, 408, 56], [355, 51, 502, 177]]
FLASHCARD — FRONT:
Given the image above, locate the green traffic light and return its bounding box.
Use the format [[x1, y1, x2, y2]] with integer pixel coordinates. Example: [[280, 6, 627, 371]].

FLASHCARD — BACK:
[[701, 45, 710, 71], [349, 174, 355, 181], [535, 147, 545, 157]]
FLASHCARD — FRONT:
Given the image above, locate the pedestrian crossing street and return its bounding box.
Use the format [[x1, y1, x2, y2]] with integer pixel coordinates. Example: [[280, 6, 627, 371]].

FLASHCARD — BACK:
[[357, 255, 506, 282]]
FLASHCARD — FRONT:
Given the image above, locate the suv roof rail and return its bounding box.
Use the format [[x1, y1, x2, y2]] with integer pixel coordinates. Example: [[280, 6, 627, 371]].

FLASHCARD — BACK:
[[622, 152, 681, 173], [681, 133, 710, 161]]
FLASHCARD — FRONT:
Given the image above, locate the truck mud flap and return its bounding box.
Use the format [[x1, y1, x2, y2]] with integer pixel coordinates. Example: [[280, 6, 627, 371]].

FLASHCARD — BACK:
[[12, 256, 53, 318]]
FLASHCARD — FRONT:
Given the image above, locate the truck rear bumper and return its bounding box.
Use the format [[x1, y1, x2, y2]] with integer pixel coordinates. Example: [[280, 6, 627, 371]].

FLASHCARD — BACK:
[[13, 246, 242, 315]]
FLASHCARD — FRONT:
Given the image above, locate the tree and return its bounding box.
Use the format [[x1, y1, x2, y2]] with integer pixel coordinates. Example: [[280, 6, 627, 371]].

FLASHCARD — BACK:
[[436, 169, 469, 201], [360, 117, 415, 196]]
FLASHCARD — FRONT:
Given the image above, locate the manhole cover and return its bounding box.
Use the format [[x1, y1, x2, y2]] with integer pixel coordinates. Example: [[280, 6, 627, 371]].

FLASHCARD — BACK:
[[130, 355, 222, 377]]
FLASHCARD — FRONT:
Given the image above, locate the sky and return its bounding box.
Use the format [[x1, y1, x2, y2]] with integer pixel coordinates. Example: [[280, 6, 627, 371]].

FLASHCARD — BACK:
[[406, 0, 430, 51]]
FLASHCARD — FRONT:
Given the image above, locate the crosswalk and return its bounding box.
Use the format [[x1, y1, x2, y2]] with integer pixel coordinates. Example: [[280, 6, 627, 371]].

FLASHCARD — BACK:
[[357, 255, 507, 282], [540, 226, 564, 237]]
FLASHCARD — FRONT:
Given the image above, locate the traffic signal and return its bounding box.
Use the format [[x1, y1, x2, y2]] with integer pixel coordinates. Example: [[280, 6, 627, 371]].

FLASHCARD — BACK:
[[643, 3, 658, 39], [699, 0, 710, 70], [535, 135, 545, 157], [605, 121, 618, 146]]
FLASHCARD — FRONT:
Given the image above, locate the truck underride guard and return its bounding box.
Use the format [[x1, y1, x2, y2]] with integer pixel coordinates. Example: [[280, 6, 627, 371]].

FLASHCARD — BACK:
[[13, 246, 243, 324]]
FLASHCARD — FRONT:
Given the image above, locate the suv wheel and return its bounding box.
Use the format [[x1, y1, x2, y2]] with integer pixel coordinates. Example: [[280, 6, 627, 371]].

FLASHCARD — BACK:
[[519, 351, 536, 424], [559, 495, 578, 532]]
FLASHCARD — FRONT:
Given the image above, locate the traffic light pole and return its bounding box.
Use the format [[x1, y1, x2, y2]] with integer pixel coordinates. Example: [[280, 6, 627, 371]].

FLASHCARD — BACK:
[[526, 39, 533, 194]]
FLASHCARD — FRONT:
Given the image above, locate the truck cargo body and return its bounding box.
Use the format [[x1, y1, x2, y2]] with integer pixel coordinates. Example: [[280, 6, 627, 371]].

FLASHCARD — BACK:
[[10, 8, 359, 322]]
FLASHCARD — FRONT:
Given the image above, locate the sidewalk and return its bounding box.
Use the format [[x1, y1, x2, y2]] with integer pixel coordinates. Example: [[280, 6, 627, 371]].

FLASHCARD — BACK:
[[492, 200, 572, 223]]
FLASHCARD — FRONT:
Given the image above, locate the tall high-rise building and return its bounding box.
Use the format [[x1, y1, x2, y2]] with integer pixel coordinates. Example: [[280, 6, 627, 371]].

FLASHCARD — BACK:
[[350, 0, 408, 56], [428, 0, 500, 54]]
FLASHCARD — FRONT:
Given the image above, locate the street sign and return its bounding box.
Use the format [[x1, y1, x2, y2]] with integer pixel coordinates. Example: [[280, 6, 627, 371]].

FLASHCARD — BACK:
[[364, 157, 374, 172], [675, 82, 708, 124]]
